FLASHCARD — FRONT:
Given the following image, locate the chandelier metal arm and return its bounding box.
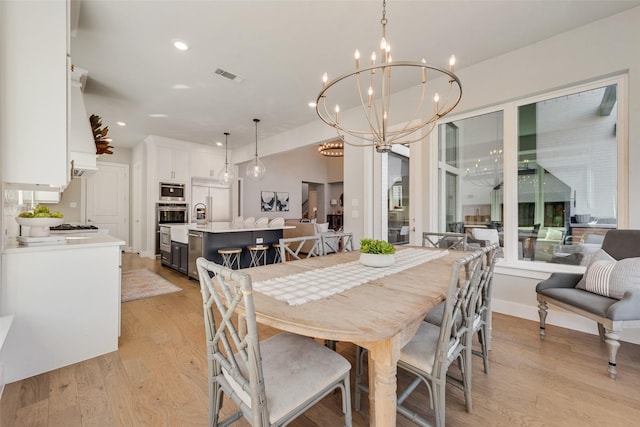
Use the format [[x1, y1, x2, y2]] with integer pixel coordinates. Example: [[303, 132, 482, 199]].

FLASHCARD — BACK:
[[316, 62, 461, 144]]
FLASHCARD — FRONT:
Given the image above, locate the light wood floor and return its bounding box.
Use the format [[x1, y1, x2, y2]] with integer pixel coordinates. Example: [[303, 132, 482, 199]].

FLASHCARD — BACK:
[[2, 253, 640, 427]]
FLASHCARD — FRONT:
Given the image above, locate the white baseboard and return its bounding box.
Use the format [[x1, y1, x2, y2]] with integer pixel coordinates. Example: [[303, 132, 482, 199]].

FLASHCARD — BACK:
[[492, 298, 640, 345]]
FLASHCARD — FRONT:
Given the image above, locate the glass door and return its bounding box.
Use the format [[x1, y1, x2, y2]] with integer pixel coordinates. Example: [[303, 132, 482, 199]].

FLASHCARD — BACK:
[[387, 150, 410, 244]]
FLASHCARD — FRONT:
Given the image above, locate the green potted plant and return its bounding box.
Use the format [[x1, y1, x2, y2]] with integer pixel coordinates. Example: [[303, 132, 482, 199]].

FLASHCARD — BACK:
[[359, 238, 396, 267]]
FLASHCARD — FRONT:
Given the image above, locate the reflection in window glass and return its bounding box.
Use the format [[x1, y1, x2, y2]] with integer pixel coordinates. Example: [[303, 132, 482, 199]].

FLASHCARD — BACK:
[[518, 84, 617, 264], [388, 151, 410, 245]]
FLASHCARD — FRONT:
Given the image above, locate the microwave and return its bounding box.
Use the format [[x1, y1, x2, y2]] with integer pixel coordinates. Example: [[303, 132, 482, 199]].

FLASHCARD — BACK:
[[159, 182, 186, 201]]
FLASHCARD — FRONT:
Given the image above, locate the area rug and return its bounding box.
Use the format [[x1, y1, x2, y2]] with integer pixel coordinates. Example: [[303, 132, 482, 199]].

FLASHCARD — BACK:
[[121, 269, 182, 302]]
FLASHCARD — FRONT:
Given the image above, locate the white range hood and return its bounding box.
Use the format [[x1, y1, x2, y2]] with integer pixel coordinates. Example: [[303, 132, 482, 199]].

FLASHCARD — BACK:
[[69, 67, 98, 176]]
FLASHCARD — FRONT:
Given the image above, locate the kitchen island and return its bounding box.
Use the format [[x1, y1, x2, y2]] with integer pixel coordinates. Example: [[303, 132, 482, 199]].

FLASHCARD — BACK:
[[1, 232, 124, 383], [167, 222, 295, 277]]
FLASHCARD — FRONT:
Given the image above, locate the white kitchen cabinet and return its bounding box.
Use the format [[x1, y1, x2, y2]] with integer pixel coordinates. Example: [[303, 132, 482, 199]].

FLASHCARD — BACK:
[[0, 0, 69, 187], [0, 234, 124, 383], [190, 148, 221, 178], [157, 146, 189, 182]]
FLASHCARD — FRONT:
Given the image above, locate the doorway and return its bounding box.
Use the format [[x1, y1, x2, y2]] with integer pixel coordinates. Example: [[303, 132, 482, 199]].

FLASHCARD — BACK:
[[301, 181, 325, 222]]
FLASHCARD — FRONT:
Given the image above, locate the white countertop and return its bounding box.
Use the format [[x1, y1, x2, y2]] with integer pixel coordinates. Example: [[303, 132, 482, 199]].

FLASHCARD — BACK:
[[170, 222, 295, 234], [3, 232, 125, 253]]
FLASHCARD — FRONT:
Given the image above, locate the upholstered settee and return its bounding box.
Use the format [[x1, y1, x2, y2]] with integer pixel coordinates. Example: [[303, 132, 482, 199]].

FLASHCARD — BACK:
[[536, 229, 640, 378]]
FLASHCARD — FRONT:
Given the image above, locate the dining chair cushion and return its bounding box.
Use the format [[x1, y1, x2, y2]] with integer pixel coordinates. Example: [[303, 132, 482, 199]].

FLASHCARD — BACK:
[[224, 331, 351, 424], [471, 228, 500, 246], [399, 321, 458, 376]]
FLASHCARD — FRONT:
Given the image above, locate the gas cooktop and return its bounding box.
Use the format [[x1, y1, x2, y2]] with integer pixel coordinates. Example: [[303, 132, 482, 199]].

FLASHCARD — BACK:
[[50, 224, 99, 233]]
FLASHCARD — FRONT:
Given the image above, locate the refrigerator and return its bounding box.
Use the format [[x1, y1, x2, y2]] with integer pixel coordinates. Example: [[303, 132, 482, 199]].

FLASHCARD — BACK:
[[191, 177, 231, 223]]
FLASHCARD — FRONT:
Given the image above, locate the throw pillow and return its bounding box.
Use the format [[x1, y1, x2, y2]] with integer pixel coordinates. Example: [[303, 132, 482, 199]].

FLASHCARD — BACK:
[[315, 222, 329, 233], [576, 249, 615, 290], [471, 228, 500, 246], [576, 249, 640, 299]]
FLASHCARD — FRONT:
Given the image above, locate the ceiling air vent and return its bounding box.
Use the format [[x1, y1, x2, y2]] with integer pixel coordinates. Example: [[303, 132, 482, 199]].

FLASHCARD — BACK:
[[214, 68, 244, 83]]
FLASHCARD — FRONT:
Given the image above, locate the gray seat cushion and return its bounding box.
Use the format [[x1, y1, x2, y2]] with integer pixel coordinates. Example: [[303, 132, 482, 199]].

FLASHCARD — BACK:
[[537, 287, 617, 318]]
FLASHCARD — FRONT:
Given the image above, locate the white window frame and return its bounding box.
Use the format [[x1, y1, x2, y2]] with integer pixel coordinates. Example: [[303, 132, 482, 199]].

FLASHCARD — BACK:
[[433, 74, 628, 277]]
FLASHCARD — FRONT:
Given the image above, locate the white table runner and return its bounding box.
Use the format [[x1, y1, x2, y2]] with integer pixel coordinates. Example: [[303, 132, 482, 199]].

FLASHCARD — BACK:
[[253, 248, 449, 306]]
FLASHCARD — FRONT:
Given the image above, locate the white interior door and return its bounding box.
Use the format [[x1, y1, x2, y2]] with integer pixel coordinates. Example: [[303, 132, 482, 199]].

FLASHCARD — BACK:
[[86, 162, 129, 247]]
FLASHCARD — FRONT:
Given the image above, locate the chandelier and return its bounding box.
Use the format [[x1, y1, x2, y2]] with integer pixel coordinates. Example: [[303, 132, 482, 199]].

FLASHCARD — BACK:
[[315, 0, 462, 153], [318, 140, 344, 157], [246, 118, 266, 180], [217, 132, 234, 187], [465, 149, 503, 188]]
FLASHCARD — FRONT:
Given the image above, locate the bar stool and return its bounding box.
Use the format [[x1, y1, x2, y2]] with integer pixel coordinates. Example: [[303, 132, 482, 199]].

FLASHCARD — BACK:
[[247, 244, 269, 267], [272, 242, 289, 264], [218, 247, 242, 270]]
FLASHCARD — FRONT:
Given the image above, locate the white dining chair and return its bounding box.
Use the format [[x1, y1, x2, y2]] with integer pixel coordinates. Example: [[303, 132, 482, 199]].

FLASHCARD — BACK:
[[196, 257, 353, 427], [422, 231, 468, 250], [320, 232, 354, 255], [278, 235, 323, 261]]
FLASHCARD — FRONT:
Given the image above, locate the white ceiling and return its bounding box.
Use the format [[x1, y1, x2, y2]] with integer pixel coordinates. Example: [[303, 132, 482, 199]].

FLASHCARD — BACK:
[[71, 0, 640, 151]]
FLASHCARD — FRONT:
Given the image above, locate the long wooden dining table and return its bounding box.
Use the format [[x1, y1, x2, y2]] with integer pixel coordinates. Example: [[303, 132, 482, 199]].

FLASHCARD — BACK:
[[241, 247, 468, 427]]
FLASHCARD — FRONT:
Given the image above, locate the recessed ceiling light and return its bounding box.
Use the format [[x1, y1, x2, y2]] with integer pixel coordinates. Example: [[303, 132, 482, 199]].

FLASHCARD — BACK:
[[308, 102, 317, 108], [215, 141, 223, 147], [172, 84, 191, 89], [173, 40, 189, 51], [148, 113, 168, 118], [116, 121, 126, 126]]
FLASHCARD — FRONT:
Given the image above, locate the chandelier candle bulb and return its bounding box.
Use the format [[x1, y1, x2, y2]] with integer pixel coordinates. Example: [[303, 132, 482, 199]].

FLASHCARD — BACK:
[[322, 72, 328, 88], [355, 49, 360, 69], [371, 51, 376, 65], [449, 54, 456, 71]]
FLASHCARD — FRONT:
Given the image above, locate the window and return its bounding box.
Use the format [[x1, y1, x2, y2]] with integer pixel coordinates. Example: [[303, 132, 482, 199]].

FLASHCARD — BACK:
[[438, 77, 624, 266], [517, 84, 618, 264], [438, 111, 505, 256]]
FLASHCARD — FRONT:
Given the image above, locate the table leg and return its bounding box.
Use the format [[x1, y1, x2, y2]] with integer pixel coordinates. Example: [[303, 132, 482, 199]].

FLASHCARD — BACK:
[[367, 339, 400, 427]]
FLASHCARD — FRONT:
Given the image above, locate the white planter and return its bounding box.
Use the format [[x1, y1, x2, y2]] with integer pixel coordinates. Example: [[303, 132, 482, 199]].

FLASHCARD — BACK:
[[15, 217, 63, 237], [360, 253, 395, 268]]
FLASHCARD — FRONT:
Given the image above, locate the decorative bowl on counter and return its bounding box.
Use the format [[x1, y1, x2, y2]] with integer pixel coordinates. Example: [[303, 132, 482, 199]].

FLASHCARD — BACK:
[[15, 217, 64, 237]]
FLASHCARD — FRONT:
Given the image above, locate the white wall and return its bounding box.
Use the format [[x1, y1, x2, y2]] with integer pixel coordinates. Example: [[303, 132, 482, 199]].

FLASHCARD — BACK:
[[240, 145, 343, 220]]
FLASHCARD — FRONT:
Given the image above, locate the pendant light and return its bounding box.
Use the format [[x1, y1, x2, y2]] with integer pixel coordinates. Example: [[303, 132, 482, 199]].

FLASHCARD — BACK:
[[217, 132, 235, 187], [246, 118, 266, 180]]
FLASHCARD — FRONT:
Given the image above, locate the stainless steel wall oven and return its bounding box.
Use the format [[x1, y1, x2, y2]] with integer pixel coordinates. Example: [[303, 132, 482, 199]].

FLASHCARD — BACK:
[[155, 203, 188, 255]]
